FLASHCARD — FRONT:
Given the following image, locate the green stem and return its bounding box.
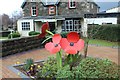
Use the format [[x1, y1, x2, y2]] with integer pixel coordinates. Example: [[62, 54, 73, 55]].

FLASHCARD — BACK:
[[56, 50, 62, 69], [46, 30, 54, 36], [70, 54, 73, 71]]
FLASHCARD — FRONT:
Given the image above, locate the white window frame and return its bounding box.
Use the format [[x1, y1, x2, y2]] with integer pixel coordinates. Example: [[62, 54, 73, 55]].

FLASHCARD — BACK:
[[22, 22, 30, 31], [65, 20, 73, 32], [69, 0, 76, 8], [31, 6, 36, 16], [74, 20, 81, 32]]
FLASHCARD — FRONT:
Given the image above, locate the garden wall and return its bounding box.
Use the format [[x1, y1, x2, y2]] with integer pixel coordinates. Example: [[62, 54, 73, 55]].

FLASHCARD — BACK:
[[0, 31, 10, 37], [0, 36, 45, 57]]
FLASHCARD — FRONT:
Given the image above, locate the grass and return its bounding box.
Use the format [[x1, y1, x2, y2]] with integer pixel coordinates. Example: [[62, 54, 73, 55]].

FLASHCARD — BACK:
[[0, 37, 8, 40], [88, 39, 120, 47]]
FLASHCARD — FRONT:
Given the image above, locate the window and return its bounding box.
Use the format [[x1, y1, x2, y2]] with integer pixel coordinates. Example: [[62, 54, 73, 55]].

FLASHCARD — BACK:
[[62, 20, 81, 32], [65, 20, 73, 31], [49, 6, 55, 15], [74, 20, 81, 32], [22, 22, 30, 30], [69, 0, 76, 8], [31, 6, 38, 16]]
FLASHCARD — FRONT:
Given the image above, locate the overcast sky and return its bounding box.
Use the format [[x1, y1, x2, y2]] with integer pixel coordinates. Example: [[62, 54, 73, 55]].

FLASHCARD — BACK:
[[0, 0, 119, 16]]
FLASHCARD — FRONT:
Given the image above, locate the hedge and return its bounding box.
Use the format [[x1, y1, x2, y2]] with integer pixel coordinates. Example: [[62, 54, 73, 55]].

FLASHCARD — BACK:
[[29, 31, 40, 36], [8, 32, 21, 39], [88, 24, 120, 42]]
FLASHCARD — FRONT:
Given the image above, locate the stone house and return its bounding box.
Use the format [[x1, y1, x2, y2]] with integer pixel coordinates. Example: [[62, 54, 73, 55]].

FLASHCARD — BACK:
[[17, 0, 100, 36]]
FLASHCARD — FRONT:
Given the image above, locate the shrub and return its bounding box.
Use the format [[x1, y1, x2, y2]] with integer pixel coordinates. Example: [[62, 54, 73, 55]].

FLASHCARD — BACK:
[[36, 57, 57, 78], [36, 57, 119, 79], [29, 31, 40, 36], [88, 24, 120, 42], [60, 32, 68, 38], [8, 32, 20, 39], [55, 65, 74, 79], [73, 57, 119, 78]]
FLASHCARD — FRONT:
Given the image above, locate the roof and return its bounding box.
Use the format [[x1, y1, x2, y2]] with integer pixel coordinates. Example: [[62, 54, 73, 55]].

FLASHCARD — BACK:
[[19, 14, 83, 20], [21, 0, 60, 8], [84, 12, 120, 18], [41, 0, 60, 6]]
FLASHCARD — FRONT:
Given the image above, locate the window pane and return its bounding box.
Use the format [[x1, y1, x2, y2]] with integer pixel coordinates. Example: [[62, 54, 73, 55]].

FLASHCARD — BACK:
[[22, 22, 30, 31]]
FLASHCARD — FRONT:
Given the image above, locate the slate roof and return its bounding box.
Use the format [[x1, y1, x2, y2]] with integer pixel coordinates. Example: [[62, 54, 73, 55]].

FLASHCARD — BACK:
[[21, 0, 60, 8], [19, 14, 84, 20]]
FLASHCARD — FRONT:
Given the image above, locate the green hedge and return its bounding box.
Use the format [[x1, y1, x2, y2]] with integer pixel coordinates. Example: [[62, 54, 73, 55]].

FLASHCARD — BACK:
[[88, 24, 120, 42], [29, 31, 40, 36], [8, 32, 21, 39]]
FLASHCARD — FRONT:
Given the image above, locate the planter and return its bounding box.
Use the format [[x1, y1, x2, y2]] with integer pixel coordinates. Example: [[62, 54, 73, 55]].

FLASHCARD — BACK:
[[8, 60, 45, 79], [9, 57, 119, 79]]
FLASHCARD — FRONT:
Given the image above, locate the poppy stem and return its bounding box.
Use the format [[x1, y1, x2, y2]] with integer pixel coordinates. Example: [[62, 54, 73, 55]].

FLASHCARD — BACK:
[[46, 30, 54, 36], [56, 50, 62, 69]]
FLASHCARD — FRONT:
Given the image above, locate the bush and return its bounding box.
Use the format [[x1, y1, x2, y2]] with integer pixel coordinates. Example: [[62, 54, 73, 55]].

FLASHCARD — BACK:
[[36, 57, 57, 78], [88, 24, 120, 42], [36, 57, 119, 79], [29, 31, 40, 36], [8, 32, 20, 39], [60, 32, 68, 38], [73, 57, 119, 78], [55, 65, 74, 79]]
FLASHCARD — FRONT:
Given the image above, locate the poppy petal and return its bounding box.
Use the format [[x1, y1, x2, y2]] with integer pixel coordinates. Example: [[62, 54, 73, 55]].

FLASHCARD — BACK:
[[67, 32, 80, 43], [52, 34, 62, 44], [74, 39, 84, 51], [45, 42, 54, 52], [38, 33, 46, 38], [65, 46, 77, 54], [60, 38, 69, 50], [50, 44, 61, 54], [41, 22, 49, 33]]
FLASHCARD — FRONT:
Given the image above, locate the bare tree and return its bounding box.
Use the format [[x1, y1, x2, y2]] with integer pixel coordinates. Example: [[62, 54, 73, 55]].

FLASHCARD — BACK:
[[11, 11, 23, 30], [84, 18, 103, 58], [2, 14, 11, 30]]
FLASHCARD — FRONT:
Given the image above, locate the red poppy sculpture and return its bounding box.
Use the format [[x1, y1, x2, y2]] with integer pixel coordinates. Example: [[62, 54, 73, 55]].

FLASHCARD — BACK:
[[60, 32, 84, 54], [45, 34, 62, 54], [38, 22, 49, 38]]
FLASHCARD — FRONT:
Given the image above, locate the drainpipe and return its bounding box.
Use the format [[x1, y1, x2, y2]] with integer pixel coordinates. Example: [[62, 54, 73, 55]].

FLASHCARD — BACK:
[[56, 4, 58, 16], [55, 5, 58, 32]]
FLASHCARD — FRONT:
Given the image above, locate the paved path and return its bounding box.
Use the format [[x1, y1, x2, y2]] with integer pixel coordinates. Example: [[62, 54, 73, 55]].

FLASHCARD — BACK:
[[1, 46, 119, 79]]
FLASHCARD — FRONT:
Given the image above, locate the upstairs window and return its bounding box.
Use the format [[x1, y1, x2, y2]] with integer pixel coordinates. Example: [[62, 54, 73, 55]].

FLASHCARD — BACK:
[[49, 6, 56, 15], [69, 0, 76, 8], [31, 6, 38, 16]]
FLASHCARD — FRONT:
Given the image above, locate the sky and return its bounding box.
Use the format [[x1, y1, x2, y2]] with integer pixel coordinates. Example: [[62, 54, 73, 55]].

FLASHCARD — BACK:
[[0, 0, 119, 17]]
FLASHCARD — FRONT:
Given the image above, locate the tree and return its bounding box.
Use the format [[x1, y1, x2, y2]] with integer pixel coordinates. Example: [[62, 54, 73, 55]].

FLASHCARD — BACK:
[[2, 14, 11, 30], [83, 17, 103, 58], [11, 11, 23, 30]]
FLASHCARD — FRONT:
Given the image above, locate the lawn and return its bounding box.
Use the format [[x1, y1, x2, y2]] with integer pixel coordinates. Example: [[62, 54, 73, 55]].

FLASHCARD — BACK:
[[0, 37, 8, 40], [88, 39, 120, 47]]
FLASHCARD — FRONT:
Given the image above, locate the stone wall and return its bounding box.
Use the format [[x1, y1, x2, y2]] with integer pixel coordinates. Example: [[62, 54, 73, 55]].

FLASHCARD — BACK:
[[0, 36, 45, 57], [22, 1, 99, 17]]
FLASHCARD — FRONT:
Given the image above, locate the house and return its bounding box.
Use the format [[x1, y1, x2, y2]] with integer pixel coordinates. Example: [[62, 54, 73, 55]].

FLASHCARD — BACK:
[[17, 0, 100, 37], [84, 5, 120, 25]]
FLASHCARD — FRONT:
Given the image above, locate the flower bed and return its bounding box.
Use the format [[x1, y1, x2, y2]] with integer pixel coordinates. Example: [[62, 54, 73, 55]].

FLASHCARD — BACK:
[[14, 56, 119, 79]]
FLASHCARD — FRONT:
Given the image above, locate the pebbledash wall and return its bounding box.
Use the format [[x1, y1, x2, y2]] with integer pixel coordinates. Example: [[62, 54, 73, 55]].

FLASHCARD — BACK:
[[0, 36, 45, 57]]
